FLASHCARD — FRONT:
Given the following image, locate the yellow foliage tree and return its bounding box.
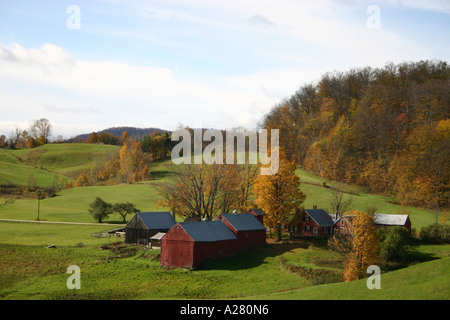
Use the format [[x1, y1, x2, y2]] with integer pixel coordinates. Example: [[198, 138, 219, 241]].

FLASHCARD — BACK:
[[253, 147, 306, 241], [75, 173, 89, 187], [343, 210, 380, 282]]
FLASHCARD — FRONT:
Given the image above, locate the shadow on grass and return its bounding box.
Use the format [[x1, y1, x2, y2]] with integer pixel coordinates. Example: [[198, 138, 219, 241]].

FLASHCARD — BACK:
[[196, 241, 311, 271], [149, 169, 174, 181]]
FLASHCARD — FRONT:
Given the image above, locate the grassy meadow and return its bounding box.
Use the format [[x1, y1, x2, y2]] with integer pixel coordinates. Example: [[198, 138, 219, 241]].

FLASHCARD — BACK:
[[0, 143, 449, 300]]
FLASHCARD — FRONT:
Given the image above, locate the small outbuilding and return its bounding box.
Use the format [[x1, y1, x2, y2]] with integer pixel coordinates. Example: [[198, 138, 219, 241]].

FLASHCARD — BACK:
[[216, 213, 266, 251], [373, 213, 412, 233], [125, 212, 176, 245], [160, 221, 237, 269], [246, 208, 265, 225], [333, 213, 412, 235]]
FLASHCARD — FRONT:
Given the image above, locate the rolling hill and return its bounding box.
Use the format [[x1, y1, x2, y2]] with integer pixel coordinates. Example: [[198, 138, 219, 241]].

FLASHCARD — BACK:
[[0, 143, 448, 300], [66, 126, 170, 142], [260, 256, 450, 300], [0, 143, 443, 230], [0, 143, 120, 185]]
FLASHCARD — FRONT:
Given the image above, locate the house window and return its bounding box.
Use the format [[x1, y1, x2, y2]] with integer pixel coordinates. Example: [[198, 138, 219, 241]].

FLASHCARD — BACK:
[[341, 219, 345, 226], [305, 216, 310, 223], [305, 226, 311, 233]]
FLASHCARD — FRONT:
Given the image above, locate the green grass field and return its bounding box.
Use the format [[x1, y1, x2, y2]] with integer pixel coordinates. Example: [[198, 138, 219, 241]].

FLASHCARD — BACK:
[[0, 221, 448, 300], [0, 143, 448, 300], [261, 256, 450, 300], [1, 143, 119, 184]]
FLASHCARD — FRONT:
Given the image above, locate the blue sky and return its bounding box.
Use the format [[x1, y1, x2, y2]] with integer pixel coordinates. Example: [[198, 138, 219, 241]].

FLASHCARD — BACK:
[[0, 0, 449, 138]]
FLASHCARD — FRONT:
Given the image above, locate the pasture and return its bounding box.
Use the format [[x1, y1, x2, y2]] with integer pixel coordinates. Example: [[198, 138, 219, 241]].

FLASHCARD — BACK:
[[0, 221, 448, 300], [0, 143, 448, 300]]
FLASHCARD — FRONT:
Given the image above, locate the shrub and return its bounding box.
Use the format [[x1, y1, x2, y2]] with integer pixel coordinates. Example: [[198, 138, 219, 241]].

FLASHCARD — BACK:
[[379, 226, 416, 262], [419, 224, 450, 243]]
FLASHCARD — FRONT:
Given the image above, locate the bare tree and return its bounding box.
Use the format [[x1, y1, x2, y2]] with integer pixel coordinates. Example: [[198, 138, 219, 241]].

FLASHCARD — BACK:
[[8, 126, 22, 149], [30, 118, 52, 143], [157, 162, 241, 221], [328, 187, 354, 219]]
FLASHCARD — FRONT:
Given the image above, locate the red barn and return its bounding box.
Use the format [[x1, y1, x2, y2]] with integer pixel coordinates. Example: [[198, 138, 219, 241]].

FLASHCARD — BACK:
[[216, 213, 266, 251], [160, 221, 237, 269], [246, 208, 265, 225]]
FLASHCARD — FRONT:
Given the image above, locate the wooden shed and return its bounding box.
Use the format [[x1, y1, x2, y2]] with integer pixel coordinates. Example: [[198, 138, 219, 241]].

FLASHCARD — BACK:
[[373, 213, 412, 233], [125, 212, 176, 245], [160, 221, 237, 269], [216, 213, 266, 251], [333, 213, 412, 235]]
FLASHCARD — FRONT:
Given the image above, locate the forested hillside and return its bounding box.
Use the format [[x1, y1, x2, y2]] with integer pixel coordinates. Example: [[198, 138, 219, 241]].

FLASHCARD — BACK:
[[66, 126, 170, 143], [260, 60, 449, 211]]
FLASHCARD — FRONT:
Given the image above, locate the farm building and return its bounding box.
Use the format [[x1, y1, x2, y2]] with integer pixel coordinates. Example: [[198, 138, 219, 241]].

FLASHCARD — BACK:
[[125, 212, 176, 245], [216, 213, 266, 250], [332, 215, 355, 235], [246, 208, 265, 224], [288, 206, 334, 237], [333, 213, 412, 234], [160, 221, 237, 269], [373, 213, 412, 233]]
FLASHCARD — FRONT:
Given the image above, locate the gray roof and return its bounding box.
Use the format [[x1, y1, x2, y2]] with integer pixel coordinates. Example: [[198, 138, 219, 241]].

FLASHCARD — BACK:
[[305, 209, 334, 226], [180, 221, 237, 242], [150, 232, 166, 240], [373, 213, 409, 226], [137, 212, 176, 230], [219, 213, 266, 231]]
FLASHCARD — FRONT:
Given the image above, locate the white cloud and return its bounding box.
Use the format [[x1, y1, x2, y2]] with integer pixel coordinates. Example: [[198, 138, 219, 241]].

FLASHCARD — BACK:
[[0, 42, 280, 137], [0, 0, 446, 137]]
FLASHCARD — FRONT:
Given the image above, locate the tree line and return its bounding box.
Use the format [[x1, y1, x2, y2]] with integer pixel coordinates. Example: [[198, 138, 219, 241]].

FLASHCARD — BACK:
[[259, 60, 449, 211], [157, 147, 306, 241], [0, 118, 54, 149]]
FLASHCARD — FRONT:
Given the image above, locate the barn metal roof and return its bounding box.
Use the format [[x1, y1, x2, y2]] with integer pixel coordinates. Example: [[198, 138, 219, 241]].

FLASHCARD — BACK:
[[180, 221, 237, 242], [305, 209, 334, 226], [219, 213, 266, 231], [150, 232, 166, 240], [373, 213, 409, 226], [137, 212, 176, 230]]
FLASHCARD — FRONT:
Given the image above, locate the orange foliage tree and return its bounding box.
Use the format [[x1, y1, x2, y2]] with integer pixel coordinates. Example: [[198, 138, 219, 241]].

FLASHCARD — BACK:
[[342, 210, 380, 282], [253, 148, 306, 241]]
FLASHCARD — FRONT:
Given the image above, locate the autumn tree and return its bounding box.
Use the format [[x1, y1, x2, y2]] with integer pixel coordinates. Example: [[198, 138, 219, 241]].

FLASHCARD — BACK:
[[253, 147, 306, 241], [142, 131, 173, 160], [85, 132, 98, 144], [118, 141, 149, 183], [157, 162, 242, 221], [342, 211, 380, 282], [260, 60, 449, 211], [75, 173, 89, 187], [235, 162, 260, 212]]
